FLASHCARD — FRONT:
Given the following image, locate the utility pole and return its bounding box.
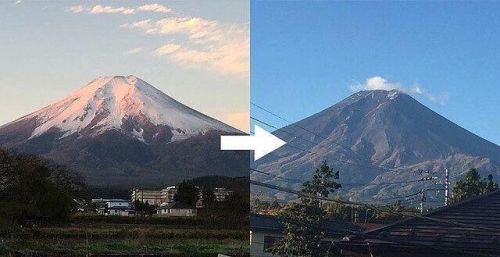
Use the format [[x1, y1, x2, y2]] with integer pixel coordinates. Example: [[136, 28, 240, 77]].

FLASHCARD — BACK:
[[420, 189, 425, 214], [444, 168, 450, 206]]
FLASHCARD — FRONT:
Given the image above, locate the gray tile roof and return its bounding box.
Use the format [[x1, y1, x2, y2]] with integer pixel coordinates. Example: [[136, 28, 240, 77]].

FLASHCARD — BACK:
[[338, 190, 500, 255]]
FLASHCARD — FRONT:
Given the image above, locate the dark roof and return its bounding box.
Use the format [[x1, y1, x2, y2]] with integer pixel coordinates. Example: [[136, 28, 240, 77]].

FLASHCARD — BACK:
[[159, 202, 196, 210], [92, 198, 128, 202], [107, 206, 131, 210], [251, 214, 365, 237], [338, 190, 500, 256], [250, 214, 283, 233]]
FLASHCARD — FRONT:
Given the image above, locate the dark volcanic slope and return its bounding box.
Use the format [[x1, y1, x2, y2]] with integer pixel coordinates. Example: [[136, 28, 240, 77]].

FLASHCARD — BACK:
[[253, 90, 500, 202], [0, 128, 248, 187]]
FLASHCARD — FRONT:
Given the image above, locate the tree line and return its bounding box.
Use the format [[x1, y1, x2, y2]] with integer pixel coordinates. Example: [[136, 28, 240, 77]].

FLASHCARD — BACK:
[[0, 148, 87, 227], [269, 161, 499, 257]]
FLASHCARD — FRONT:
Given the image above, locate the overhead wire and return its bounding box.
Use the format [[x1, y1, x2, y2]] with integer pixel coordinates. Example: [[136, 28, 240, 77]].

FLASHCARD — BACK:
[[251, 102, 459, 208], [250, 179, 500, 233]]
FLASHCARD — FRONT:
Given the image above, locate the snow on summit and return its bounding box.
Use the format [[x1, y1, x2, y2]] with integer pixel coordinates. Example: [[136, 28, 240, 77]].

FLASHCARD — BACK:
[[16, 75, 236, 141]]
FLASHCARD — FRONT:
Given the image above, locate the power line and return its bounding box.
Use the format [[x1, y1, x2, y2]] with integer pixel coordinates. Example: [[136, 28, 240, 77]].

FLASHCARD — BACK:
[[251, 116, 322, 148], [251, 167, 436, 187], [251, 102, 462, 208], [251, 103, 464, 185], [251, 114, 421, 174], [250, 179, 500, 233], [250, 106, 377, 165], [249, 127, 446, 205], [249, 140, 442, 203], [251, 102, 334, 143], [251, 126, 404, 173]]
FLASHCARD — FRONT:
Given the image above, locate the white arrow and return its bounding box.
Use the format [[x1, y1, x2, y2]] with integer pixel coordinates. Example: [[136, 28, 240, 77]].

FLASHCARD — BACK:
[[221, 125, 286, 161]]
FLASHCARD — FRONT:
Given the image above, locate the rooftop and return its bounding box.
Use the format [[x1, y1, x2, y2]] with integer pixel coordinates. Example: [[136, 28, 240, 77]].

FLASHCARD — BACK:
[[250, 214, 369, 237], [338, 190, 500, 256]]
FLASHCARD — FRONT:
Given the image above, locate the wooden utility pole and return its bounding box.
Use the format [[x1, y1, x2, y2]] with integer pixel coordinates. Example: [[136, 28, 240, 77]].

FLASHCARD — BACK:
[[445, 169, 450, 206], [420, 189, 425, 214]]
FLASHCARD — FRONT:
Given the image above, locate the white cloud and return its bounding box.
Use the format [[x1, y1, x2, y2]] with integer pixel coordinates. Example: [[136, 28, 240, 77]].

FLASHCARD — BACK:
[[137, 3, 171, 13], [67, 4, 171, 15], [90, 5, 135, 15], [67, 5, 87, 13], [120, 19, 152, 30], [67, 4, 249, 78], [122, 17, 249, 78], [123, 47, 144, 56], [351, 76, 448, 104], [351, 76, 403, 91], [14, 0, 22, 5], [154, 44, 181, 56]]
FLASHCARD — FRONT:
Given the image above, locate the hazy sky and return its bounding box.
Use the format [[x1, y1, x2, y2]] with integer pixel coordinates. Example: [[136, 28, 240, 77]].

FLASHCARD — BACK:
[[252, 1, 500, 145], [0, 0, 249, 131]]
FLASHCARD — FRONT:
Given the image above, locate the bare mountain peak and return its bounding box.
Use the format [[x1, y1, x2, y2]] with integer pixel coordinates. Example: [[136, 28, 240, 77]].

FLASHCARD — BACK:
[[257, 90, 500, 203], [349, 89, 407, 102]]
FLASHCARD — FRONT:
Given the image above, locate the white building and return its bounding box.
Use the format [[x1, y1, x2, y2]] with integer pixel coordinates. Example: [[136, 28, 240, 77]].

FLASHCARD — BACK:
[[92, 199, 132, 216], [157, 202, 197, 217], [214, 187, 233, 202], [160, 186, 177, 204], [131, 188, 162, 205], [107, 206, 133, 216], [132, 185, 232, 212]]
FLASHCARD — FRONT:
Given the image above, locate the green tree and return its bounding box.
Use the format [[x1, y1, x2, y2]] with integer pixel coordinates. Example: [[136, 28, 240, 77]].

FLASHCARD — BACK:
[[202, 187, 215, 208], [143, 201, 156, 216], [133, 200, 146, 216], [174, 180, 199, 206], [0, 148, 86, 225], [451, 168, 498, 203], [272, 161, 341, 257], [270, 200, 281, 209], [222, 190, 250, 223]]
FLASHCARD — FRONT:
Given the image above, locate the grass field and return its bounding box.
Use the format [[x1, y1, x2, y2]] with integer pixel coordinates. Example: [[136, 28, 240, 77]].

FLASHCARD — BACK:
[[0, 216, 249, 257]]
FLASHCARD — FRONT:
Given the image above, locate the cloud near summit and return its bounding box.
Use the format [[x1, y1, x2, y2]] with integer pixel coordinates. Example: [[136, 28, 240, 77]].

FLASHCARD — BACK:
[[350, 76, 448, 104]]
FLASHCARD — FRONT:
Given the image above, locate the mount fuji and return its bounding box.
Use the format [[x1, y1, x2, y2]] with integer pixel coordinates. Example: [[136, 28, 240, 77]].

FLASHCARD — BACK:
[[253, 90, 500, 203], [0, 76, 248, 186]]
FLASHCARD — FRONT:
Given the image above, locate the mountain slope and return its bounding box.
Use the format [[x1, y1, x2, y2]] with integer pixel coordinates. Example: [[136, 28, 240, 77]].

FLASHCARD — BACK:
[[0, 76, 248, 186], [1, 75, 237, 143], [253, 90, 500, 203]]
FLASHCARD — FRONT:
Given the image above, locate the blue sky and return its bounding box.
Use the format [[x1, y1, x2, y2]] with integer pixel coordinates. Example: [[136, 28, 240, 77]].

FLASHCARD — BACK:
[[0, 1, 249, 131], [251, 1, 500, 145]]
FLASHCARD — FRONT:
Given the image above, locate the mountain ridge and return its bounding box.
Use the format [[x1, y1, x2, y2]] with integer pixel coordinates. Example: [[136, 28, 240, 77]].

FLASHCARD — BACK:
[[0, 76, 248, 186], [253, 90, 500, 203], [0, 75, 238, 144]]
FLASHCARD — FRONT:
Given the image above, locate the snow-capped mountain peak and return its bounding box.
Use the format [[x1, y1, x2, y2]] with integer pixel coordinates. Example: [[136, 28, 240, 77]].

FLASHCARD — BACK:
[[10, 75, 236, 142]]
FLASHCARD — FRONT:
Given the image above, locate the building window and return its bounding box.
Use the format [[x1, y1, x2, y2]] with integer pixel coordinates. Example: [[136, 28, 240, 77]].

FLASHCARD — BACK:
[[263, 236, 282, 252]]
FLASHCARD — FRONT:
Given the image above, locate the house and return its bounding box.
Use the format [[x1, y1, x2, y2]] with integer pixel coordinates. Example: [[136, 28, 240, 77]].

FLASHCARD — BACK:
[[92, 199, 132, 216], [157, 202, 197, 217], [337, 190, 500, 257], [250, 214, 368, 257], [107, 205, 133, 216], [214, 187, 233, 202]]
